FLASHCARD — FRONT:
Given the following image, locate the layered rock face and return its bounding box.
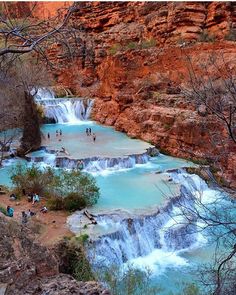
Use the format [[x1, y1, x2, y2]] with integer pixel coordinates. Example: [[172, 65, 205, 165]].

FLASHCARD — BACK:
[[2, 1, 71, 19], [0, 216, 109, 295], [48, 2, 236, 187]]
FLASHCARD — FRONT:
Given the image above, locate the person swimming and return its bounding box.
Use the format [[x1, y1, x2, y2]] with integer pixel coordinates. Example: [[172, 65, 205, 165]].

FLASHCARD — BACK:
[[92, 133, 96, 142]]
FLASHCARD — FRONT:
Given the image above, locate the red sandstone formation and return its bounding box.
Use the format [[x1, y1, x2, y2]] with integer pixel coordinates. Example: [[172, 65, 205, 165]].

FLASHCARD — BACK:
[[2, 1, 71, 19]]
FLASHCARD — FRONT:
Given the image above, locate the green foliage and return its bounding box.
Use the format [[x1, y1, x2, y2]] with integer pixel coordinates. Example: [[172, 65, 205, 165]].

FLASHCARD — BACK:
[[109, 43, 122, 55], [75, 234, 89, 245], [0, 205, 7, 215], [11, 164, 100, 210], [224, 29, 236, 41], [198, 30, 215, 43], [46, 196, 64, 210], [11, 163, 58, 197], [99, 265, 161, 295], [126, 42, 138, 50], [109, 39, 157, 55], [140, 39, 157, 49], [55, 169, 100, 206], [181, 283, 200, 295], [36, 104, 45, 119], [163, 123, 172, 130], [63, 192, 87, 211], [56, 237, 94, 282]]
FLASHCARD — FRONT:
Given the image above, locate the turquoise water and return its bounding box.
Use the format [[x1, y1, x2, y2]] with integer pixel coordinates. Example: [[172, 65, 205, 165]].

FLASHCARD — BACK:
[[0, 123, 193, 211], [94, 154, 192, 212], [41, 123, 151, 158]]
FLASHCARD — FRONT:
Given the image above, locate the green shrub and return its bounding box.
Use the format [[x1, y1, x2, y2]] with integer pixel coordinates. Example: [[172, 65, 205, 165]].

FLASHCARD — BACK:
[[11, 163, 59, 197], [56, 237, 94, 282], [47, 197, 64, 210], [63, 192, 87, 211], [11, 164, 100, 210], [198, 30, 215, 43], [109, 43, 122, 55], [225, 29, 236, 41], [0, 205, 7, 215], [55, 169, 100, 206], [141, 38, 157, 49], [75, 234, 89, 245], [163, 123, 172, 130], [126, 41, 138, 50], [99, 264, 161, 295]]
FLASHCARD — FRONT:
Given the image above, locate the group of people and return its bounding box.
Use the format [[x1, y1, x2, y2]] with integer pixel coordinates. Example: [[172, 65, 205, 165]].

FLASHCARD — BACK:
[[47, 129, 62, 140], [86, 128, 96, 142], [4, 191, 48, 225]]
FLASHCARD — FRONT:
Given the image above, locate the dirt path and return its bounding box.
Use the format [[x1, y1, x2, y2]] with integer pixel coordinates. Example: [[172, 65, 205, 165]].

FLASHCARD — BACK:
[[0, 193, 74, 246]]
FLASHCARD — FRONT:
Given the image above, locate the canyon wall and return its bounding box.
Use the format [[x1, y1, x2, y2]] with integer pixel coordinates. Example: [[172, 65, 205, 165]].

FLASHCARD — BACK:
[[2, 1, 71, 19], [51, 1, 236, 187]]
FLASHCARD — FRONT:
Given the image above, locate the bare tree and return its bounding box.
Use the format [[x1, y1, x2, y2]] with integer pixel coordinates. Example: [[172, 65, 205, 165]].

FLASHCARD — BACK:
[[183, 51, 236, 144], [162, 172, 236, 295], [0, 3, 78, 59], [0, 2, 80, 155], [0, 115, 20, 166]]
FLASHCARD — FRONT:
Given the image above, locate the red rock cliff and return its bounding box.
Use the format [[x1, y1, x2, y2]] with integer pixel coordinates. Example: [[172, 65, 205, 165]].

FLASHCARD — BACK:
[[47, 2, 236, 187]]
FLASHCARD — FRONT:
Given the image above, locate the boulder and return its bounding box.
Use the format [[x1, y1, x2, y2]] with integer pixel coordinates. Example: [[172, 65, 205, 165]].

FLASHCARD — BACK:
[[146, 147, 159, 157]]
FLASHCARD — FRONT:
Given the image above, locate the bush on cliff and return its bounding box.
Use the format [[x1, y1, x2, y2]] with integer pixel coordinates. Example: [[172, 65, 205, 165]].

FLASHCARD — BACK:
[[11, 163, 100, 210], [56, 237, 94, 282]]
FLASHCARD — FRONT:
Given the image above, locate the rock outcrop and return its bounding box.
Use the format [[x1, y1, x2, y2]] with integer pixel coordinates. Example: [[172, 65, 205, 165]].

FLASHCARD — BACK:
[[0, 215, 109, 295]]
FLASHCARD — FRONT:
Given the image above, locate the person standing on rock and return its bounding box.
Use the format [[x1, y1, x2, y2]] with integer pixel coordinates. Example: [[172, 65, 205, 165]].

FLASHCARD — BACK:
[[47, 133, 50, 140]]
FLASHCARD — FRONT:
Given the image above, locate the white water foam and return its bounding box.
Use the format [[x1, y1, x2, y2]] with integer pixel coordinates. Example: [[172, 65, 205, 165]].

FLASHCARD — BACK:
[[127, 248, 188, 274], [34, 87, 93, 124]]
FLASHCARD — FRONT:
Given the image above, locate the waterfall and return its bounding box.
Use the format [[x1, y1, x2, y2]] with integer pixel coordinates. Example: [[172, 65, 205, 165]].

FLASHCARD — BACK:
[[84, 190, 197, 268], [68, 171, 214, 271], [55, 153, 149, 173], [34, 87, 93, 123]]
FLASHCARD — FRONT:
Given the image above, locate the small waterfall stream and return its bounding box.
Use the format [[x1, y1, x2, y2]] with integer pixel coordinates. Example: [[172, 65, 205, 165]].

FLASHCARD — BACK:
[[34, 88, 93, 123], [55, 153, 149, 172]]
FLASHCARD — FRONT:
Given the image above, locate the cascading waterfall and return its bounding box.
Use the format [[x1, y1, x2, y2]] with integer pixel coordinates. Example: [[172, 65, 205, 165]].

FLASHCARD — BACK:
[[55, 153, 149, 172], [34, 87, 93, 123], [68, 171, 213, 271]]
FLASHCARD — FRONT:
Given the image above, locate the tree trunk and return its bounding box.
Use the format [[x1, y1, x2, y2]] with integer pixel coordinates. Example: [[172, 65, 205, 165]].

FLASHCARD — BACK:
[[17, 91, 41, 156]]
